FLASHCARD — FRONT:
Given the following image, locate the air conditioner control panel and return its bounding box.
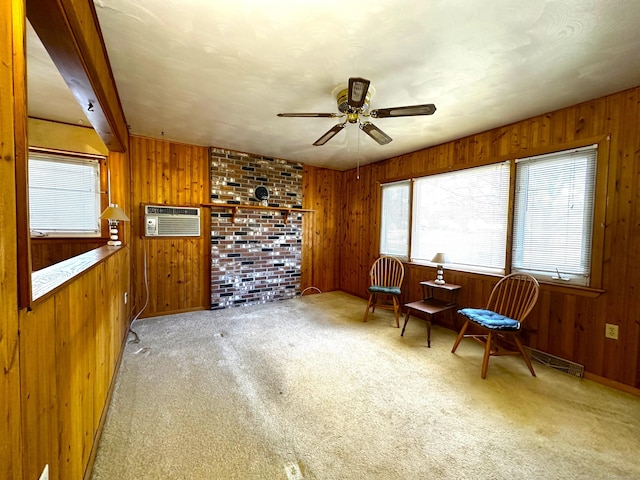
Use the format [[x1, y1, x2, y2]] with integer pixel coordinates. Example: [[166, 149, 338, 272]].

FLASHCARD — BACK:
[[145, 217, 158, 236]]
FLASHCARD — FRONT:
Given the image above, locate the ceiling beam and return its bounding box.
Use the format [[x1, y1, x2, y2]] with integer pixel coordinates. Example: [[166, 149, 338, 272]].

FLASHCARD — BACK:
[[26, 0, 127, 152]]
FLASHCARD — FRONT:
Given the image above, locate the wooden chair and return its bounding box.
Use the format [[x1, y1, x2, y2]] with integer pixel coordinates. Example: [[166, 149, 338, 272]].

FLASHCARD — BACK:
[[363, 256, 405, 327], [451, 273, 540, 379]]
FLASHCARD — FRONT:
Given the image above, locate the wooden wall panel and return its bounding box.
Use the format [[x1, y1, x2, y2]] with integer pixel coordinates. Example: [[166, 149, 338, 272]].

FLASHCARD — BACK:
[[19, 299, 58, 479], [130, 136, 210, 317], [0, 0, 24, 477], [334, 86, 640, 389], [31, 239, 106, 271], [2, 2, 133, 478], [301, 166, 343, 293], [19, 249, 130, 480]]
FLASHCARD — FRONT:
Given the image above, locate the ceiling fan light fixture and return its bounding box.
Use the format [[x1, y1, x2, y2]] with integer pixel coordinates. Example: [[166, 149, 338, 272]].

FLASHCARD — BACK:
[[313, 123, 345, 146], [360, 121, 392, 145], [337, 88, 371, 114]]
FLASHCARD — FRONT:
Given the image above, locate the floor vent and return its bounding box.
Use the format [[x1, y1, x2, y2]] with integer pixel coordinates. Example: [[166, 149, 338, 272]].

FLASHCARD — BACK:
[[524, 347, 584, 378]]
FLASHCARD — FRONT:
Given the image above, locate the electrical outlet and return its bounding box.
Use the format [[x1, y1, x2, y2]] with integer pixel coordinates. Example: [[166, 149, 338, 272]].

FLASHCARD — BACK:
[[124, 292, 128, 305], [39, 464, 49, 480], [605, 323, 619, 340]]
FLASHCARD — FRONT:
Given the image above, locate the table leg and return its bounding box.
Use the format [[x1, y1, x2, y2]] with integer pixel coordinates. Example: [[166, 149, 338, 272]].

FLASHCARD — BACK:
[[401, 310, 411, 336], [426, 317, 432, 348]]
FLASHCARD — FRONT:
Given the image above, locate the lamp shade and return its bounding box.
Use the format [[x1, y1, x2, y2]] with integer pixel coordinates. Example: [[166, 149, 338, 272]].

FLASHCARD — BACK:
[[431, 252, 450, 264], [100, 204, 130, 221]]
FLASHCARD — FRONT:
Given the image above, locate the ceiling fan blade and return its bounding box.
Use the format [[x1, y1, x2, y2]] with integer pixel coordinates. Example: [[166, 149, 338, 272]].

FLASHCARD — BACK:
[[313, 123, 346, 146], [278, 113, 342, 118], [348, 77, 371, 109], [370, 103, 437, 118], [360, 121, 392, 145]]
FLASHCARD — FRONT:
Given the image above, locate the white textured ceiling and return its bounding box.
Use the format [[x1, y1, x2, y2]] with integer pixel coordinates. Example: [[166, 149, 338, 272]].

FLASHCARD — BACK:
[[27, 0, 640, 170]]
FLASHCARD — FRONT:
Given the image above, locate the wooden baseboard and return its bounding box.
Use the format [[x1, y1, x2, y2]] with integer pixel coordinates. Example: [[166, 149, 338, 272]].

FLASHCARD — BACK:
[[83, 324, 132, 480], [583, 372, 640, 397], [139, 305, 209, 319]]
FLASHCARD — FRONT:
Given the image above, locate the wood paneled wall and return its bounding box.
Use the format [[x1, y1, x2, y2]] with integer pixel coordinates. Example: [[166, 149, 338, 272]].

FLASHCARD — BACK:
[[329, 86, 640, 390], [19, 249, 130, 480], [301, 166, 344, 293], [129, 136, 210, 317], [0, 1, 134, 477], [31, 239, 107, 271], [1, 1, 25, 477]]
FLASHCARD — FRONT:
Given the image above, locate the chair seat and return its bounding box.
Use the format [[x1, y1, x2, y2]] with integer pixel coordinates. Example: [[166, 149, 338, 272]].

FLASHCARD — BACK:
[[368, 285, 401, 295], [458, 308, 520, 331]]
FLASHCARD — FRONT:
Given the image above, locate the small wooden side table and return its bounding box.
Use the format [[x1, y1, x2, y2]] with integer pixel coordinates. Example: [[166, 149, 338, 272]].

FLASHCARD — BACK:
[[401, 280, 462, 347]]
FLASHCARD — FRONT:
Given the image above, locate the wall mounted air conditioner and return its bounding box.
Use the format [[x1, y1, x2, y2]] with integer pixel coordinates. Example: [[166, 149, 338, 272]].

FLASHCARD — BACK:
[[144, 204, 201, 237]]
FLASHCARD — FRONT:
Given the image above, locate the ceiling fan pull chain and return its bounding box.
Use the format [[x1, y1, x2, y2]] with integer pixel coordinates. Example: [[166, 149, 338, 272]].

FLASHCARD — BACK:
[[357, 125, 361, 180]]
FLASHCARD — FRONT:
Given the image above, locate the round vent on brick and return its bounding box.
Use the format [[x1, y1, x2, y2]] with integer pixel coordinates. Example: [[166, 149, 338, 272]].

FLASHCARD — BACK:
[[254, 185, 269, 201]]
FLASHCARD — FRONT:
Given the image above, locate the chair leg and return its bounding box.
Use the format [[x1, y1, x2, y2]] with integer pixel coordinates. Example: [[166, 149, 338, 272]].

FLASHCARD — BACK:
[[363, 294, 374, 322], [392, 296, 400, 328], [481, 332, 492, 379], [451, 320, 469, 353], [514, 336, 536, 377]]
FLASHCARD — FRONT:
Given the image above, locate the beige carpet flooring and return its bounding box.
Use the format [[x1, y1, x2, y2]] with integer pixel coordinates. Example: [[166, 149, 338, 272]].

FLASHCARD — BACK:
[[91, 291, 640, 480]]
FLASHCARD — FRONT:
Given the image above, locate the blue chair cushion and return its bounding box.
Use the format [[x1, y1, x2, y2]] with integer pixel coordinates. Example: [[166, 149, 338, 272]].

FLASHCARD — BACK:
[[458, 308, 520, 331], [368, 285, 401, 295]]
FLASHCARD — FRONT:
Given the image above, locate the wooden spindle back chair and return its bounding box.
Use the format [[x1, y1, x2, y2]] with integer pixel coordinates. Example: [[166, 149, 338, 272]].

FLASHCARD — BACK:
[[363, 256, 405, 327], [451, 273, 540, 378]]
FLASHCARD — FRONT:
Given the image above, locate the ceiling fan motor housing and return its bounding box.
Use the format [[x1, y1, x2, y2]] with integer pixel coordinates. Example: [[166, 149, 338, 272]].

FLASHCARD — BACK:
[[337, 88, 370, 123]]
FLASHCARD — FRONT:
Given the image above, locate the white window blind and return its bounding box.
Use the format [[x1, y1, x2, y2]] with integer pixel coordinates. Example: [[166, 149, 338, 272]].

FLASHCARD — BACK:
[[380, 180, 410, 258], [412, 162, 510, 274], [29, 151, 102, 237], [512, 145, 597, 286]]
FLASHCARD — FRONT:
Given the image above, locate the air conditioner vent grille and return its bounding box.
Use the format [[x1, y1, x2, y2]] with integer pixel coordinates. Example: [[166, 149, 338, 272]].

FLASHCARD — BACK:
[[144, 204, 200, 237], [146, 206, 199, 216]]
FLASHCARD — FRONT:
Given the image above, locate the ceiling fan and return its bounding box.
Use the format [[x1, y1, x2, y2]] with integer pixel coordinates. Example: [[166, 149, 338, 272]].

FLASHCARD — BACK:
[[277, 77, 436, 146]]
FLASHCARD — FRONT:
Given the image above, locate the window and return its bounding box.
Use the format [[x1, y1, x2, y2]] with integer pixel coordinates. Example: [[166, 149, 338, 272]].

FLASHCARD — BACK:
[[512, 146, 597, 286], [379, 143, 602, 287], [380, 181, 410, 258], [29, 150, 103, 237], [412, 162, 510, 275]]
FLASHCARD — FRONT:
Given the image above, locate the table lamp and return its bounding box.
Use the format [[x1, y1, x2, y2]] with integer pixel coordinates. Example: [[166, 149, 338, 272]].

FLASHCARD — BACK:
[[100, 203, 130, 246], [431, 252, 450, 284]]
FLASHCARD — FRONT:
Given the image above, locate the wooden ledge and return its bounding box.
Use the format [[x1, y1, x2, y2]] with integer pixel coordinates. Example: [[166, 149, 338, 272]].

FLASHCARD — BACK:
[[202, 202, 314, 223], [31, 245, 123, 303]]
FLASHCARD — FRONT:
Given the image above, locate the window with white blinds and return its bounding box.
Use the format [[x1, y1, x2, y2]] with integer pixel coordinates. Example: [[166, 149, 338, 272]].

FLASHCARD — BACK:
[[380, 180, 410, 258], [512, 145, 597, 286], [29, 151, 102, 237], [411, 162, 510, 274]]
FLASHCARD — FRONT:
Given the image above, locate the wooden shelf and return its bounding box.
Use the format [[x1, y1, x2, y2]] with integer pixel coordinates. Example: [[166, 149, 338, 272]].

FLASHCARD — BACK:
[[202, 202, 313, 223]]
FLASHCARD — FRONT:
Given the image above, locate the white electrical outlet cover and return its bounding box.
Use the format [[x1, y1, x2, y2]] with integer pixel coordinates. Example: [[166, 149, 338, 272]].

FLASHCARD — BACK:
[[39, 464, 49, 480]]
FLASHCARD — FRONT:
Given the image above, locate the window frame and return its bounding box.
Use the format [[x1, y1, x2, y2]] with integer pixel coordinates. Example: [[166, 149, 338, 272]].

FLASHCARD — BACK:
[[28, 147, 109, 239], [379, 179, 412, 260], [511, 145, 598, 286], [378, 136, 610, 291], [410, 161, 511, 276]]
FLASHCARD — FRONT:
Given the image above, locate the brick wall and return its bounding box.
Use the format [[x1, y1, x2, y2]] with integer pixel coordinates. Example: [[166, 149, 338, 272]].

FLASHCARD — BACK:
[[210, 148, 303, 309]]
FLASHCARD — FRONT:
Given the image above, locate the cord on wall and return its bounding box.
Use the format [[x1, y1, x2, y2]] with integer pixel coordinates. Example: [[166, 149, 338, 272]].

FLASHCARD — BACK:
[[127, 241, 150, 343]]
